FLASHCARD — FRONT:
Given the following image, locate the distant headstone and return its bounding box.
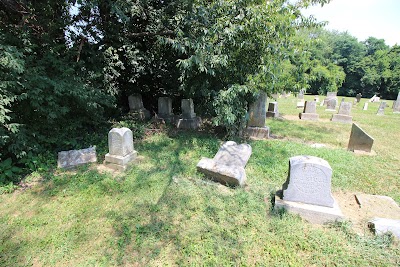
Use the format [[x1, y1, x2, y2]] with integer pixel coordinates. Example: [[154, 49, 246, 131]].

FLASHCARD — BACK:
[[356, 93, 362, 103], [341, 97, 345, 103], [298, 90, 304, 100], [197, 141, 252, 186], [128, 94, 150, 120], [271, 93, 279, 100], [246, 92, 269, 139], [326, 92, 337, 98], [348, 123, 374, 153], [376, 101, 386, 115], [369, 94, 380, 102], [393, 92, 400, 113], [325, 98, 337, 111], [296, 100, 305, 109], [157, 97, 176, 123], [177, 98, 201, 129], [266, 102, 279, 118], [299, 101, 319, 121], [57, 147, 97, 169], [104, 128, 137, 171], [363, 102, 368, 110], [274, 156, 344, 224], [331, 102, 352, 123], [314, 96, 319, 102]]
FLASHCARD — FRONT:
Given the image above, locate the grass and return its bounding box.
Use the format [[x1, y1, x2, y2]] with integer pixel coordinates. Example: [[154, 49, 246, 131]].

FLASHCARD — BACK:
[[1, 95, 400, 266]]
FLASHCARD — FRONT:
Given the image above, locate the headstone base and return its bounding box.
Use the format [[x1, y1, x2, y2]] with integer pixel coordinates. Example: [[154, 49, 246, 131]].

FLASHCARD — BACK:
[[266, 111, 279, 118], [156, 115, 178, 124], [129, 109, 151, 120], [177, 117, 201, 130], [245, 126, 270, 139], [274, 193, 344, 224], [197, 158, 246, 186], [325, 109, 336, 112], [299, 113, 319, 121], [296, 102, 305, 108], [104, 151, 137, 171], [331, 114, 353, 124]]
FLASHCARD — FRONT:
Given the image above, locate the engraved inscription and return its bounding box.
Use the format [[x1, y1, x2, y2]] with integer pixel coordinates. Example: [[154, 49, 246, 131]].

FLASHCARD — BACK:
[[293, 165, 327, 195]]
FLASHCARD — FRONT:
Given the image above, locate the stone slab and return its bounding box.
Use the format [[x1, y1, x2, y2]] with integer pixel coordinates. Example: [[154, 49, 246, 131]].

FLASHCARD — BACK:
[[245, 126, 270, 139], [299, 113, 319, 121], [348, 123, 374, 153], [368, 218, 400, 238], [296, 101, 305, 108], [197, 158, 246, 186], [104, 151, 137, 166], [331, 114, 353, 124], [213, 141, 252, 167], [57, 147, 97, 169], [177, 117, 201, 130], [275, 193, 344, 225]]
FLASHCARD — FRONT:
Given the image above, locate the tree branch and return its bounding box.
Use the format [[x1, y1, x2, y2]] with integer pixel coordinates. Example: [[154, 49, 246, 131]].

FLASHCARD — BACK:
[[126, 30, 175, 38]]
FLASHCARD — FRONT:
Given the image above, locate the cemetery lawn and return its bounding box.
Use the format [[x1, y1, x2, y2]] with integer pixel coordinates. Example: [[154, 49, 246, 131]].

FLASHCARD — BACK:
[[1, 95, 400, 266]]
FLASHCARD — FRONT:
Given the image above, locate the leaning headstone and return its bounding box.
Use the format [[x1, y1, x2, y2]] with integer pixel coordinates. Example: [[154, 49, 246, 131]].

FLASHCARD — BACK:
[[57, 147, 97, 169], [363, 102, 368, 110], [325, 98, 337, 111], [299, 101, 319, 121], [245, 92, 269, 139], [197, 141, 252, 186], [104, 128, 137, 171], [274, 155, 344, 224], [331, 102, 352, 123], [177, 98, 201, 129], [356, 93, 362, 103], [368, 218, 400, 239], [348, 123, 374, 153], [266, 102, 279, 118], [128, 94, 150, 120], [393, 92, 400, 113], [376, 101, 386, 115]]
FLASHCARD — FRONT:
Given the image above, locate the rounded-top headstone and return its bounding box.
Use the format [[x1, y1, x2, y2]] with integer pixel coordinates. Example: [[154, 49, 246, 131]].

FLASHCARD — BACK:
[[108, 127, 134, 157]]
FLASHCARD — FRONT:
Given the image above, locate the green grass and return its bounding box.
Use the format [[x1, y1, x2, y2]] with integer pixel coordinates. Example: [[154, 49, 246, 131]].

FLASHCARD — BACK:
[[1, 95, 400, 266]]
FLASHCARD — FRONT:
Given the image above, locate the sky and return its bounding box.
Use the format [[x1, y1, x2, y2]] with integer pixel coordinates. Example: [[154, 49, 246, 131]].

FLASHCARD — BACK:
[[301, 0, 400, 46]]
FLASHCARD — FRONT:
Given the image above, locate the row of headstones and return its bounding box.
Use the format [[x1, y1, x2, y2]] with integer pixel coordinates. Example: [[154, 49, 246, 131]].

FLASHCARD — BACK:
[[129, 95, 201, 129]]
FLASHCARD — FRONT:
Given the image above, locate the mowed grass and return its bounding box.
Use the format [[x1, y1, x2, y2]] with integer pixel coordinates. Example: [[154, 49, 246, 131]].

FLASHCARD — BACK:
[[1, 95, 400, 266]]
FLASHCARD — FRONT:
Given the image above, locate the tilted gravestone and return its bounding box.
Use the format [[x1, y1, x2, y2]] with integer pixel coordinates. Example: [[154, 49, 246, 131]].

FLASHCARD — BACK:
[[104, 128, 137, 171], [325, 98, 337, 111], [57, 147, 97, 169], [245, 92, 270, 139], [356, 93, 362, 103], [299, 101, 319, 121], [331, 102, 352, 123], [274, 155, 344, 224], [128, 94, 150, 120], [376, 101, 386, 115], [393, 92, 400, 113], [177, 98, 201, 129], [266, 101, 279, 118], [348, 123, 374, 153], [197, 141, 252, 186]]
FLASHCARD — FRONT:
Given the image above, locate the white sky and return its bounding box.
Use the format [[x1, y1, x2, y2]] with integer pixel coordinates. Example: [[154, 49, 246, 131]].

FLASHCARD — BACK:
[[301, 0, 400, 46]]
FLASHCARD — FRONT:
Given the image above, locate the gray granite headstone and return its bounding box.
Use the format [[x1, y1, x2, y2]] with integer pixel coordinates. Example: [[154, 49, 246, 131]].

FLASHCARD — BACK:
[[282, 156, 335, 207], [158, 97, 173, 118], [376, 101, 386, 115], [128, 94, 150, 120], [348, 123, 374, 153], [181, 98, 196, 119], [266, 102, 279, 118], [197, 141, 252, 186], [57, 147, 97, 168], [331, 102, 352, 123], [246, 92, 269, 139], [177, 98, 201, 129], [104, 128, 137, 171], [356, 93, 362, 103], [325, 98, 337, 111], [299, 101, 319, 121]]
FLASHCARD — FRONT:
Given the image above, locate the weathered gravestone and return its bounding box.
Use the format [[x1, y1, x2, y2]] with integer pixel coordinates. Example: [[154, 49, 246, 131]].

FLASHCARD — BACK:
[[274, 155, 344, 224], [368, 218, 400, 239], [393, 92, 400, 113], [128, 94, 151, 120], [331, 101, 352, 123], [325, 98, 337, 111], [376, 101, 386, 115], [266, 101, 279, 118], [348, 123, 374, 153], [298, 89, 305, 100], [197, 141, 252, 186], [157, 97, 175, 123], [356, 93, 362, 103], [363, 102, 368, 110], [326, 92, 337, 98], [57, 147, 97, 169], [245, 92, 270, 139], [177, 98, 201, 129], [104, 128, 137, 171], [299, 101, 319, 121]]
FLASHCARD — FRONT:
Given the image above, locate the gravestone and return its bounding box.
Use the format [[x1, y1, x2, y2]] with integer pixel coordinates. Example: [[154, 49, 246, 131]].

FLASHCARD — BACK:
[[326, 92, 337, 98], [197, 141, 252, 186], [393, 92, 400, 113], [299, 101, 319, 121], [369, 94, 380, 102], [363, 102, 368, 110], [331, 102, 352, 123], [245, 92, 270, 139], [341, 97, 345, 103], [348, 123, 374, 153], [274, 156, 344, 224], [266, 102, 279, 118], [356, 93, 362, 103], [325, 98, 337, 111], [104, 128, 137, 171], [128, 94, 150, 120], [57, 147, 97, 169], [298, 90, 304, 100], [157, 97, 175, 123], [376, 101, 386, 115], [296, 100, 305, 109], [368, 218, 400, 239], [177, 98, 202, 129]]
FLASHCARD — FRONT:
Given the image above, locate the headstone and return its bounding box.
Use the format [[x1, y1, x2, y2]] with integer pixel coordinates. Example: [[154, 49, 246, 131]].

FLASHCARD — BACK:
[[274, 156, 344, 224], [376, 101, 386, 115], [299, 101, 319, 121], [341, 97, 345, 103], [393, 92, 400, 113], [368, 218, 400, 239], [298, 90, 304, 100], [246, 92, 269, 139], [363, 102, 368, 110], [296, 100, 305, 109], [197, 141, 252, 186], [128, 94, 150, 120], [325, 98, 337, 111], [348, 123, 374, 153], [356, 93, 362, 103], [369, 94, 380, 102], [104, 128, 137, 171], [57, 147, 97, 169], [266, 102, 279, 118], [314, 96, 319, 102], [177, 98, 201, 129], [331, 102, 352, 123], [326, 92, 337, 98], [157, 97, 175, 123]]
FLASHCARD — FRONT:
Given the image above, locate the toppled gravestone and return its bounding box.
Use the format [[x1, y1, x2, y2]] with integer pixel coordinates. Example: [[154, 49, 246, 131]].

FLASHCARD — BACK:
[[196, 141, 252, 186], [57, 147, 97, 169]]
